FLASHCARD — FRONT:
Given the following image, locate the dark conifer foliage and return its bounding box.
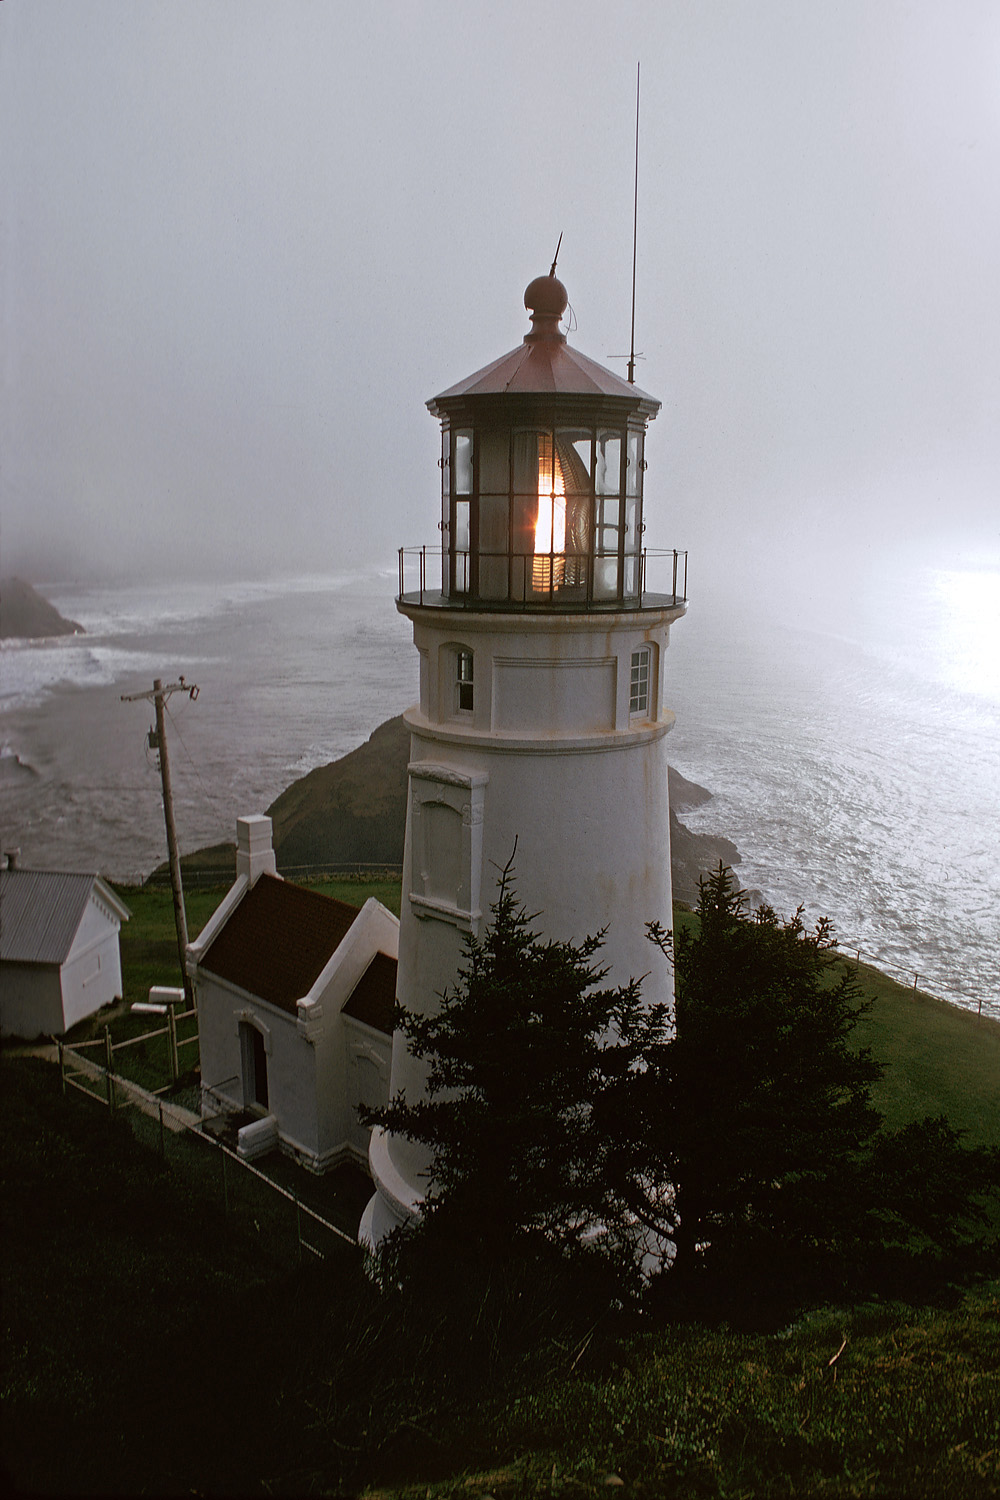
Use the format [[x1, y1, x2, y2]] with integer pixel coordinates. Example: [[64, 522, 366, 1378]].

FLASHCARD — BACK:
[[367, 857, 665, 1289], [641, 866, 1000, 1314], [369, 860, 999, 1317]]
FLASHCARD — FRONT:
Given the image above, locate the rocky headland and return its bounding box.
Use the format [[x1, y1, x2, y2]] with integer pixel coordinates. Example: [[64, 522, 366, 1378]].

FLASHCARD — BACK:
[[0, 578, 83, 639], [180, 715, 739, 907]]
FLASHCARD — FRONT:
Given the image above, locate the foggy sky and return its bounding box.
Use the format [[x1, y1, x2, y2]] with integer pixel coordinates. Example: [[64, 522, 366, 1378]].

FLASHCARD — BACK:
[[2, 0, 998, 594]]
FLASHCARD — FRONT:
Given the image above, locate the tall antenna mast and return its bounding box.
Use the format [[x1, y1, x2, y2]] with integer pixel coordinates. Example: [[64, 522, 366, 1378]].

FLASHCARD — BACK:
[[628, 61, 640, 385]]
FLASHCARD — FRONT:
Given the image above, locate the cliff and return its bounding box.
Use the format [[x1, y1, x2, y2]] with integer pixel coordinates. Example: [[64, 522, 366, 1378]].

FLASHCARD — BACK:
[[258, 715, 738, 908], [0, 578, 83, 640]]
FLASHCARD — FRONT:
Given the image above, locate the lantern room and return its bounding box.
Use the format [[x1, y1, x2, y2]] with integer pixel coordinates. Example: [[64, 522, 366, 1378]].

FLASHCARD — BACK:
[[410, 271, 685, 611]]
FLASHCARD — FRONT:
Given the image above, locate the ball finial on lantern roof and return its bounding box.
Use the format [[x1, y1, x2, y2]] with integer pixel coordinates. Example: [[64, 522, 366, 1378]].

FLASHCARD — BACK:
[[523, 272, 568, 343]]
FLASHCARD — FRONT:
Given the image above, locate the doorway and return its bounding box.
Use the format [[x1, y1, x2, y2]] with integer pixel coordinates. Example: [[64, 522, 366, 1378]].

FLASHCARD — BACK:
[[240, 1021, 269, 1110]]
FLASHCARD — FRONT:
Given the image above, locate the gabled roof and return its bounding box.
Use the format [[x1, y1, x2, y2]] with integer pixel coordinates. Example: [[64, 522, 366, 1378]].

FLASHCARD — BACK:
[[199, 874, 360, 1014], [342, 951, 397, 1036], [0, 870, 129, 965]]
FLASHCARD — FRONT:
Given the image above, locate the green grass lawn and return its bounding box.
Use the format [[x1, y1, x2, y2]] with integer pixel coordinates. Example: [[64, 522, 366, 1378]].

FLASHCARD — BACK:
[[851, 959, 1000, 1147]]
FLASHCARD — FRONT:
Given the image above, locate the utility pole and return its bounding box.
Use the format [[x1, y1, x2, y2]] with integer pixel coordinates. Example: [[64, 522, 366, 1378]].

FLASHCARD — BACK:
[[121, 676, 199, 1009]]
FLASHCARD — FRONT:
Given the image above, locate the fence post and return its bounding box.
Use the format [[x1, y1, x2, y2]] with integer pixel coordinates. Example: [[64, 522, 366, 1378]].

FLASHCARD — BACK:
[[167, 1006, 179, 1084], [159, 1101, 165, 1160], [104, 1026, 115, 1113], [58, 1039, 66, 1096], [913, 972, 918, 996], [221, 1149, 229, 1214], [295, 1195, 303, 1263]]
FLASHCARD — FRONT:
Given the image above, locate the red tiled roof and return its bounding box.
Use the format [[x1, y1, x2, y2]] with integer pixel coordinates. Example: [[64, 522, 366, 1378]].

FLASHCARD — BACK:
[[342, 951, 397, 1036], [200, 875, 359, 1014]]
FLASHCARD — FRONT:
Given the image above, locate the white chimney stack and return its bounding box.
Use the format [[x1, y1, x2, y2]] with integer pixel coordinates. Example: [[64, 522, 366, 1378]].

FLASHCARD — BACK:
[[235, 815, 277, 886]]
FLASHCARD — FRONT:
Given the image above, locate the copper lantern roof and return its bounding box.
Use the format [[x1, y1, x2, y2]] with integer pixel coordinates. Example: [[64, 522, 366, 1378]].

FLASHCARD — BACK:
[[427, 273, 660, 420]]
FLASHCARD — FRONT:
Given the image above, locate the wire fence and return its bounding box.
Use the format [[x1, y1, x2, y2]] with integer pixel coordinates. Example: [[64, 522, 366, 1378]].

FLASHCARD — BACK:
[[839, 942, 994, 1020], [139, 861, 404, 890], [64, 1008, 201, 1094], [57, 1041, 359, 1267]]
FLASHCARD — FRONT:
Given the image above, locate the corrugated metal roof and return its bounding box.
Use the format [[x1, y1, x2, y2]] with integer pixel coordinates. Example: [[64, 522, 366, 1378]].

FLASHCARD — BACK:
[[200, 874, 360, 1014], [0, 870, 128, 965], [342, 951, 397, 1035]]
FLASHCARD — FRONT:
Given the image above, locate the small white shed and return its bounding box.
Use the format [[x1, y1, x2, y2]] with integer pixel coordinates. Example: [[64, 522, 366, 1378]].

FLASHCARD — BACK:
[[0, 867, 130, 1039], [189, 816, 397, 1173]]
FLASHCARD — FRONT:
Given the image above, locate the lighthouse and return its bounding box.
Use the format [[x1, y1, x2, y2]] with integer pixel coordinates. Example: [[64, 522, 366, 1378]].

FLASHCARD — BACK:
[[360, 268, 687, 1247]]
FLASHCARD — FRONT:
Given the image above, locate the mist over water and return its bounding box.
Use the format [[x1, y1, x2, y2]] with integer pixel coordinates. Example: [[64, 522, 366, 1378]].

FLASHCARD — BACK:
[[667, 558, 1000, 1016], [1, 560, 997, 1021]]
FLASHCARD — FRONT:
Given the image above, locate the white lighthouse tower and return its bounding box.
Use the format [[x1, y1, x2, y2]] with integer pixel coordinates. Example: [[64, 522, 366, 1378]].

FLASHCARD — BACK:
[[360, 268, 687, 1246]]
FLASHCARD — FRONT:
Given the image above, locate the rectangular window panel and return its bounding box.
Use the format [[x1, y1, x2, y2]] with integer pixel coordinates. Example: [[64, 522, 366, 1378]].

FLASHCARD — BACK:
[[454, 431, 474, 494], [626, 430, 642, 497], [457, 649, 474, 712], [596, 431, 623, 496], [478, 428, 509, 494], [630, 646, 650, 716], [625, 493, 641, 553]]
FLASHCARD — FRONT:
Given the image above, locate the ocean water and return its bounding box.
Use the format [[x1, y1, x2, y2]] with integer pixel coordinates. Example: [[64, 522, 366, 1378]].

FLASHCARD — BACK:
[[1, 561, 997, 1020]]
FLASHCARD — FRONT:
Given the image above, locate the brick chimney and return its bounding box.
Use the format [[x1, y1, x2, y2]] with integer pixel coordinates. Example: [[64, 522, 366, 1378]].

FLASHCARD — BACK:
[[235, 816, 277, 886]]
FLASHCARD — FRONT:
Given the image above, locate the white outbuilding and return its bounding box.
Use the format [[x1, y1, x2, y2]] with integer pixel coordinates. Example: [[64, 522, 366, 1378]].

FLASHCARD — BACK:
[[0, 864, 130, 1039], [189, 816, 398, 1171]]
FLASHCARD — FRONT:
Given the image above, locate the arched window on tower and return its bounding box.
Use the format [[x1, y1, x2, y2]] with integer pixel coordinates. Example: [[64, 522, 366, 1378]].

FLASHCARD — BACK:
[[629, 644, 653, 719], [456, 648, 474, 712]]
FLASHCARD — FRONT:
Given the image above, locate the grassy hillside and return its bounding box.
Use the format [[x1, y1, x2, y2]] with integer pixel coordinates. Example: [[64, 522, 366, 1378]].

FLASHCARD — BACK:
[[852, 959, 1000, 1147], [2, 1054, 998, 1497], [4, 886, 1000, 1496]]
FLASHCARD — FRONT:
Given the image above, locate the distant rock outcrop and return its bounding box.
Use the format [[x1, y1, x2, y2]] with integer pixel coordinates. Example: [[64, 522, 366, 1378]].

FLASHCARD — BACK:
[[267, 716, 411, 875], [0, 578, 83, 640], [258, 715, 738, 908]]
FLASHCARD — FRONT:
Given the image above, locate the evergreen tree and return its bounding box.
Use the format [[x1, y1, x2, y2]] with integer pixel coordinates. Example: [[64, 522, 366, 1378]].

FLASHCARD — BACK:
[[640, 866, 999, 1310], [370, 858, 997, 1315], [367, 858, 666, 1286]]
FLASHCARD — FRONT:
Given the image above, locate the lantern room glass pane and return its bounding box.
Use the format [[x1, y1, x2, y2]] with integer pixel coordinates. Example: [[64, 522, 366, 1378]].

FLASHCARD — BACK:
[[451, 498, 470, 595], [596, 431, 622, 496], [454, 498, 470, 551], [454, 430, 473, 495], [478, 493, 509, 599], [626, 431, 642, 497], [625, 493, 641, 553], [556, 429, 591, 588], [512, 428, 544, 577], [478, 428, 509, 493], [596, 494, 623, 555], [593, 557, 620, 600], [440, 430, 450, 546]]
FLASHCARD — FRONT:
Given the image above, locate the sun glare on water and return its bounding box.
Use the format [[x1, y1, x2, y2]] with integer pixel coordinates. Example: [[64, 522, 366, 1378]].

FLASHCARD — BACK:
[[932, 568, 1000, 701]]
